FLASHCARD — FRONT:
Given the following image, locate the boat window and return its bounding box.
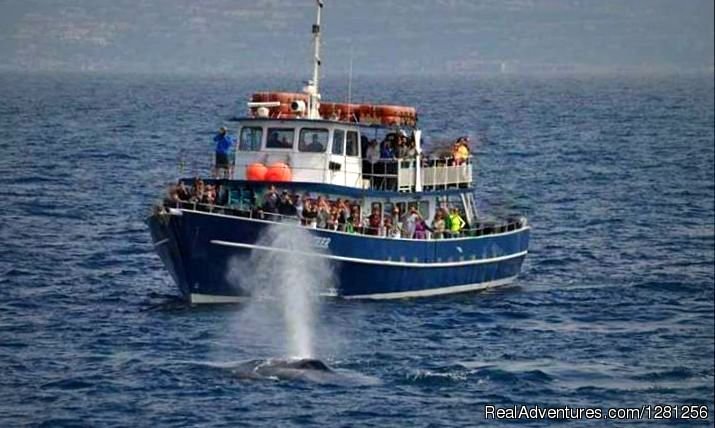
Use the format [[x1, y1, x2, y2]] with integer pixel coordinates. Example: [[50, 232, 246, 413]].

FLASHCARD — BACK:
[[266, 128, 295, 149], [332, 129, 345, 155], [298, 128, 328, 153], [239, 127, 262, 151], [346, 131, 359, 157]]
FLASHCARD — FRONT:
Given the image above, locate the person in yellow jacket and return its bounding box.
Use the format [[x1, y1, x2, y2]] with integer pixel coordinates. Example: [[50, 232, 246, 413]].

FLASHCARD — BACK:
[[452, 136, 470, 165], [448, 207, 466, 237]]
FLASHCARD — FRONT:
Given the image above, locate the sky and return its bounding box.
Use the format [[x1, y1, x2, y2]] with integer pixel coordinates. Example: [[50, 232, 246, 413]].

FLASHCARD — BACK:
[[0, 0, 713, 76]]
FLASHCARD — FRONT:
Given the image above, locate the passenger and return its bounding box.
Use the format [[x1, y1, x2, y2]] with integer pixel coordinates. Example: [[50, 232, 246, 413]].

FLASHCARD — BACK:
[[268, 131, 280, 147], [382, 217, 391, 237], [190, 177, 205, 203], [442, 207, 452, 232], [367, 206, 381, 236], [294, 194, 304, 219], [176, 182, 190, 201], [347, 205, 360, 234], [365, 140, 380, 165], [432, 210, 446, 239], [214, 184, 228, 206], [383, 142, 399, 190], [341, 200, 352, 223], [305, 134, 325, 152], [448, 207, 466, 236], [202, 184, 216, 205], [360, 139, 382, 188], [395, 130, 409, 158], [385, 217, 401, 238], [278, 191, 297, 217], [380, 137, 395, 159], [414, 216, 428, 239], [262, 185, 279, 220], [328, 212, 339, 230], [360, 135, 370, 158], [302, 200, 318, 227], [164, 183, 181, 207], [213, 126, 235, 179], [194, 177, 205, 193], [328, 206, 340, 230], [452, 136, 470, 165], [402, 206, 420, 239], [316, 202, 330, 229], [405, 137, 418, 159], [336, 199, 348, 230], [317, 195, 329, 210], [344, 215, 356, 234]]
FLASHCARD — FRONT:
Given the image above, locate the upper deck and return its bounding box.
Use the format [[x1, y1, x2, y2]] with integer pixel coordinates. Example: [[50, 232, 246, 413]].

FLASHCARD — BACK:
[[230, 117, 474, 193]]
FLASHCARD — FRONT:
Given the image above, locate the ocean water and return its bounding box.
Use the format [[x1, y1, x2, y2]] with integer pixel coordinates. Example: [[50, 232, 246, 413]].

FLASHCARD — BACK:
[[0, 71, 713, 427]]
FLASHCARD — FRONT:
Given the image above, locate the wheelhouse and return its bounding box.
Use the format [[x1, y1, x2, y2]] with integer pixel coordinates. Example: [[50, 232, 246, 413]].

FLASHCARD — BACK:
[[235, 118, 365, 187], [233, 118, 473, 193]]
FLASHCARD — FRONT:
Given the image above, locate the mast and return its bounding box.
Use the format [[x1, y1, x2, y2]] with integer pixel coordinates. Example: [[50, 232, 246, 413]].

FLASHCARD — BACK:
[[306, 0, 323, 119]]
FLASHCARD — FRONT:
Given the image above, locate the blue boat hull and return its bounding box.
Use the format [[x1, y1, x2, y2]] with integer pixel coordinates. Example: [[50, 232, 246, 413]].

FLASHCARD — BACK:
[[148, 209, 530, 302]]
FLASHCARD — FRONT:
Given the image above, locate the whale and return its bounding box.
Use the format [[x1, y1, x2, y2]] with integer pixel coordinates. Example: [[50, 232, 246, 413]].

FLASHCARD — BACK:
[[250, 358, 332, 381], [200, 358, 380, 386]]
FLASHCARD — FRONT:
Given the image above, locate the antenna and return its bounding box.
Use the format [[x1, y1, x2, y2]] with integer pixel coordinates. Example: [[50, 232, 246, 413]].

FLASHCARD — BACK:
[[306, 0, 324, 119], [347, 46, 353, 120]]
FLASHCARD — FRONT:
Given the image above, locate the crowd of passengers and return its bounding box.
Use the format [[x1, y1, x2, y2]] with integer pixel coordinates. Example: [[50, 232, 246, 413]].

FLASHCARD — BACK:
[[363, 132, 471, 165], [165, 181, 472, 239]]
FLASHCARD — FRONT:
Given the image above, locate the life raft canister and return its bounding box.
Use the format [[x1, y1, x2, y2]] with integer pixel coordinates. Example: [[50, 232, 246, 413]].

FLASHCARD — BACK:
[[319, 102, 362, 121], [249, 92, 417, 125], [357, 104, 417, 126]]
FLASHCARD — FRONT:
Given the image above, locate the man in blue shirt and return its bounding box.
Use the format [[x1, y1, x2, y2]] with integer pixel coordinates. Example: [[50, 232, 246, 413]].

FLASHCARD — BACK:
[[213, 126, 235, 178]]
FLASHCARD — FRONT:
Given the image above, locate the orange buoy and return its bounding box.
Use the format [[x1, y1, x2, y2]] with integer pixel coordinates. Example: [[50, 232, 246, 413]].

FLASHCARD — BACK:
[[265, 162, 292, 182], [245, 163, 267, 181]]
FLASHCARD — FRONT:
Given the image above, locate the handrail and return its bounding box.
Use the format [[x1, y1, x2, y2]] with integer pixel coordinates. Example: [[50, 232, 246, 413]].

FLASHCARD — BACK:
[[161, 199, 526, 241], [363, 155, 473, 191]]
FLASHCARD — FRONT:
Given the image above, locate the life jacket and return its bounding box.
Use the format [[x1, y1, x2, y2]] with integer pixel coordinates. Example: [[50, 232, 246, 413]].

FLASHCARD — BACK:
[[448, 213, 464, 232], [454, 144, 469, 162]]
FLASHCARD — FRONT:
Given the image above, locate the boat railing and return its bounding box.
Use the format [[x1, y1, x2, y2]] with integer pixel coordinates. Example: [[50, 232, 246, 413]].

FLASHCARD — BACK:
[[363, 155, 473, 192], [161, 199, 526, 240]]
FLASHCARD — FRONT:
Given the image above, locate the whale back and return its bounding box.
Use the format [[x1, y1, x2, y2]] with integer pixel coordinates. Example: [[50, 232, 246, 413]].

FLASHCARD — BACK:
[[287, 358, 330, 371]]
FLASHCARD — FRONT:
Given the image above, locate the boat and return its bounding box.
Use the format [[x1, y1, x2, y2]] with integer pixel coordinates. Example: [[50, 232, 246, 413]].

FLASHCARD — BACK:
[[147, 0, 530, 303]]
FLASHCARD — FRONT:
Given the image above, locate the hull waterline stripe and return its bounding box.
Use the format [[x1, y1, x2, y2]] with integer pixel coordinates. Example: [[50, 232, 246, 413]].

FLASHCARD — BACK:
[[343, 275, 519, 299], [188, 276, 518, 303], [153, 238, 170, 247], [190, 293, 248, 304], [210, 239, 528, 268]]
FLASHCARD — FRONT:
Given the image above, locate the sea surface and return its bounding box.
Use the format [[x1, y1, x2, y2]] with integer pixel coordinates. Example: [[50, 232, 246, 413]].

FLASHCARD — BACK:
[[0, 72, 713, 427]]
